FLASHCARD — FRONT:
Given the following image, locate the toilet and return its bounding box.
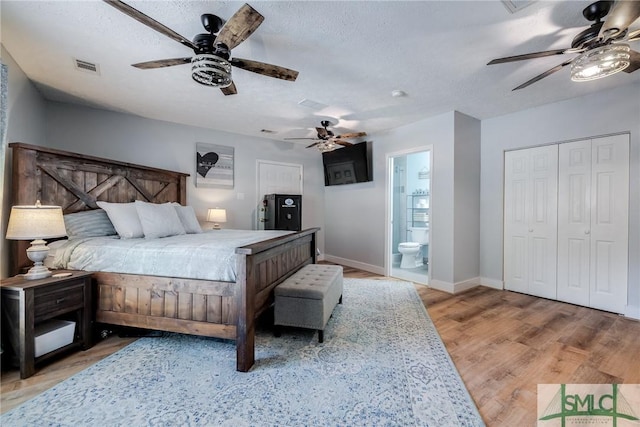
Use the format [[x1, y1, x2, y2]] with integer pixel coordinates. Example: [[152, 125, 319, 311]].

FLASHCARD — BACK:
[[398, 227, 429, 269]]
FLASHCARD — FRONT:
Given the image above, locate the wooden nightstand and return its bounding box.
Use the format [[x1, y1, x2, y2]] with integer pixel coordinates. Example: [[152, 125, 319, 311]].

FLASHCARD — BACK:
[[1, 270, 93, 378]]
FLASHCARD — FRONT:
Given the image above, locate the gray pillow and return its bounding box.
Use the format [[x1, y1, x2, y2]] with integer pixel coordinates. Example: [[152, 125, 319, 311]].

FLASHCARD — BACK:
[[172, 204, 202, 234], [96, 201, 144, 239], [135, 200, 186, 239], [63, 209, 117, 239]]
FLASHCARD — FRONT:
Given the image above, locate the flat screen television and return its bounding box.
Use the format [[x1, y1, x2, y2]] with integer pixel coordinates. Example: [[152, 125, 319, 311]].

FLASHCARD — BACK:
[[322, 141, 373, 186]]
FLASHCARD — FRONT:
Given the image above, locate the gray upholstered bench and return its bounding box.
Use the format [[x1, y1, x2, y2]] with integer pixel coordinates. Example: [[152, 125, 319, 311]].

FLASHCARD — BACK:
[[274, 264, 343, 343]]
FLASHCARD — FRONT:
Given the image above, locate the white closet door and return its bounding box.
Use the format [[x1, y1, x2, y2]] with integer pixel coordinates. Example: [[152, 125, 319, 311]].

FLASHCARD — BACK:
[[589, 134, 629, 313], [504, 145, 558, 299], [558, 140, 591, 306], [504, 149, 530, 294], [557, 134, 628, 313]]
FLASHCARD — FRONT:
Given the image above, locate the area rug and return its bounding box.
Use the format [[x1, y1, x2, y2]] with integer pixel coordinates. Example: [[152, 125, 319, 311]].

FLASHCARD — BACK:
[[1, 278, 484, 426]]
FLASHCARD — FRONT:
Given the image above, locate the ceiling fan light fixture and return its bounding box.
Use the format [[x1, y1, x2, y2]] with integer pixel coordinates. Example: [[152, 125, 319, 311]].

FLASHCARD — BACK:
[[191, 54, 232, 88], [317, 141, 337, 152], [570, 44, 631, 82]]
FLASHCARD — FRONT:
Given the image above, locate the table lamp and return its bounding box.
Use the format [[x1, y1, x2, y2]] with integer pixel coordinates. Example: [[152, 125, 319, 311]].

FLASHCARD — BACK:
[[5, 200, 67, 280], [206, 208, 227, 230]]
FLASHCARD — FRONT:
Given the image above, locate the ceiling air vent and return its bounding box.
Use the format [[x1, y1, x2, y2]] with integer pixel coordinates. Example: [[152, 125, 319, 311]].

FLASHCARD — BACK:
[[298, 98, 328, 110], [74, 59, 100, 75], [501, 0, 536, 14]]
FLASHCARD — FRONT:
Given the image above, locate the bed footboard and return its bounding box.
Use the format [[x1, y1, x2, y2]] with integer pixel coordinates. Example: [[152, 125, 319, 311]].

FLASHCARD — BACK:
[[93, 227, 319, 372], [93, 272, 238, 339], [235, 227, 319, 371]]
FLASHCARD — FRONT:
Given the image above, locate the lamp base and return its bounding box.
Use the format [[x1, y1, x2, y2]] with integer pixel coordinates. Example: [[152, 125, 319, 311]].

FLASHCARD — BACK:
[[23, 264, 53, 280], [24, 239, 52, 280]]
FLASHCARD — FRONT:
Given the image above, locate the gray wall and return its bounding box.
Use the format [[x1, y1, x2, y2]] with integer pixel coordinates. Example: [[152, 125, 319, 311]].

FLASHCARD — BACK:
[[1, 46, 47, 278], [453, 112, 481, 284], [324, 111, 481, 290], [323, 112, 455, 274], [481, 82, 640, 316], [44, 102, 326, 238]]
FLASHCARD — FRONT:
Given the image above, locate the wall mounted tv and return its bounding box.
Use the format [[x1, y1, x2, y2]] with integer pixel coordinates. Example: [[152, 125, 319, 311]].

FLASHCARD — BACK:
[[322, 141, 373, 186]]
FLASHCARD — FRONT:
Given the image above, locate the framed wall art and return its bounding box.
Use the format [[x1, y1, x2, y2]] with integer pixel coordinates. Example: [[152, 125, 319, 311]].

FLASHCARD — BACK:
[[195, 142, 234, 188]]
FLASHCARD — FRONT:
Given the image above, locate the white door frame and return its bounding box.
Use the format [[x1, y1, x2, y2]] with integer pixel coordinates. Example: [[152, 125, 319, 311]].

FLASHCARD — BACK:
[[256, 159, 303, 228], [385, 145, 433, 281]]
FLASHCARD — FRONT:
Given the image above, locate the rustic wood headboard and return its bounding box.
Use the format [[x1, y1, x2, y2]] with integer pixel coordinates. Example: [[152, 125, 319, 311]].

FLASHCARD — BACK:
[[9, 142, 189, 274]]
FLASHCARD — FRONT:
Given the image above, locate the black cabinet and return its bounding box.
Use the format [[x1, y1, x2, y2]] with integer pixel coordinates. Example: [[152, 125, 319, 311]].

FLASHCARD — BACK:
[[263, 194, 302, 231]]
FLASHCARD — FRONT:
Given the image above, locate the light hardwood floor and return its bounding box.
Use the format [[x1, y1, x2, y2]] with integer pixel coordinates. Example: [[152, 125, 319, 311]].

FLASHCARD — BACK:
[[2, 265, 639, 426]]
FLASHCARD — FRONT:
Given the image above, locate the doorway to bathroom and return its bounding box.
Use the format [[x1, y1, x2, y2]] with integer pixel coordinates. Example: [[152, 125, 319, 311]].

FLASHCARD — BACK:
[[386, 147, 432, 285]]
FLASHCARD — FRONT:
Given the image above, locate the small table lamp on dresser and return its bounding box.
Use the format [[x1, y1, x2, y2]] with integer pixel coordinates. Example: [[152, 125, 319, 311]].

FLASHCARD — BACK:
[[5, 200, 67, 280], [207, 207, 227, 230]]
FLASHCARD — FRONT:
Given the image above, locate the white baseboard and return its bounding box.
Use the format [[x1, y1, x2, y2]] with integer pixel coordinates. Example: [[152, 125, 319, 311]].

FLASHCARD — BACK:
[[322, 254, 385, 276], [625, 305, 640, 320], [429, 277, 481, 294], [480, 277, 504, 290]]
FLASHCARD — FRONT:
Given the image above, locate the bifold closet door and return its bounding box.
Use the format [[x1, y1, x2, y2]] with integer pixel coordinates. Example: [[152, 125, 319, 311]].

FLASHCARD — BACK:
[[504, 145, 558, 299], [557, 134, 629, 314]]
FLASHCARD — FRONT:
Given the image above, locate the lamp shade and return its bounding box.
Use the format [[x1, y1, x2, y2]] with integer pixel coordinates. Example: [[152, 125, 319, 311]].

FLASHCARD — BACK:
[[207, 208, 227, 223], [6, 201, 67, 240]]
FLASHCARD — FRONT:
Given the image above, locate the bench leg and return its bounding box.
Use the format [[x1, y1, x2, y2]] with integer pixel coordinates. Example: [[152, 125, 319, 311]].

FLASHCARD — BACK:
[[339, 294, 343, 304], [274, 325, 281, 337], [318, 330, 324, 343]]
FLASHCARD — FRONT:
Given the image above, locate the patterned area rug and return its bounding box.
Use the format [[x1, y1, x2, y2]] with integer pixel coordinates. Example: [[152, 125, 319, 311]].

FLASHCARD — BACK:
[[2, 278, 484, 426]]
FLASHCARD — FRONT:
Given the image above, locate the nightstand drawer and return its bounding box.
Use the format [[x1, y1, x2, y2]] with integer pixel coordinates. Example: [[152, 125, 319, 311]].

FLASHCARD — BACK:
[[34, 282, 85, 319]]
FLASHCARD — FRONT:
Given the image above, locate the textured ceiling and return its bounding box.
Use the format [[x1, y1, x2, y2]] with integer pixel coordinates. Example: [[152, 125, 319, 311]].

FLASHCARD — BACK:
[[2, 1, 639, 144]]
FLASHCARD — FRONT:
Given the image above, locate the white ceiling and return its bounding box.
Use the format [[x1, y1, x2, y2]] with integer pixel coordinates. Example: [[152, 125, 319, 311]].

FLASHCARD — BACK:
[[2, 1, 639, 144]]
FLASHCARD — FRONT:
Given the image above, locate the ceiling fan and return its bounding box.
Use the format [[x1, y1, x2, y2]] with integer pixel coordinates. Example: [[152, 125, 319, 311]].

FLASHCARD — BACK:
[[103, 0, 299, 95], [285, 121, 367, 152], [487, 0, 640, 90]]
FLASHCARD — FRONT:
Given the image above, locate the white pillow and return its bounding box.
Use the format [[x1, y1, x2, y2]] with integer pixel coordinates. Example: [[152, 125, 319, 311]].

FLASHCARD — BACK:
[[172, 204, 202, 234], [96, 201, 144, 239], [135, 201, 186, 239]]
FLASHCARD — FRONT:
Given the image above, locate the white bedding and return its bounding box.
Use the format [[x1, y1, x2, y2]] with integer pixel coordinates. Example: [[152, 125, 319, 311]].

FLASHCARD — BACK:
[[50, 229, 293, 282]]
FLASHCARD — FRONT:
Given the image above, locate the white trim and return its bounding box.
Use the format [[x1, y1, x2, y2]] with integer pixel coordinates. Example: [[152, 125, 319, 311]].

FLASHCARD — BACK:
[[385, 146, 433, 284], [255, 159, 303, 229], [255, 159, 304, 196], [429, 277, 481, 294], [624, 305, 640, 320], [323, 254, 385, 276], [480, 277, 504, 290]]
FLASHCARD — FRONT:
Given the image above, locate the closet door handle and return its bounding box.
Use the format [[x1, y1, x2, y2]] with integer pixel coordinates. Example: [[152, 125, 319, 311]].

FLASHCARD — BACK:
[[584, 230, 590, 235], [528, 228, 533, 232]]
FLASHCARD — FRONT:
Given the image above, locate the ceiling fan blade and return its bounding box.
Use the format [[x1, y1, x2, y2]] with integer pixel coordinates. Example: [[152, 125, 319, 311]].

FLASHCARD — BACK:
[[284, 137, 316, 140], [220, 81, 238, 96], [599, 0, 640, 40], [512, 59, 574, 90], [623, 49, 640, 73], [230, 58, 299, 81], [306, 141, 321, 148], [627, 28, 640, 42], [335, 132, 367, 139], [334, 140, 354, 147], [132, 57, 192, 69], [487, 49, 568, 65], [214, 3, 264, 50], [316, 127, 329, 138], [103, 0, 197, 51]]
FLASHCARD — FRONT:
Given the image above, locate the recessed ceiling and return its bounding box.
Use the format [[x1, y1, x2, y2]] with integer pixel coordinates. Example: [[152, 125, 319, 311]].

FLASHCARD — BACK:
[[1, 1, 638, 144]]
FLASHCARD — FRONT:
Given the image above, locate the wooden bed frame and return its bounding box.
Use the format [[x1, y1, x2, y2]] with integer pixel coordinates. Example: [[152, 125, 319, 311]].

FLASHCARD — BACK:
[[9, 142, 319, 372]]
